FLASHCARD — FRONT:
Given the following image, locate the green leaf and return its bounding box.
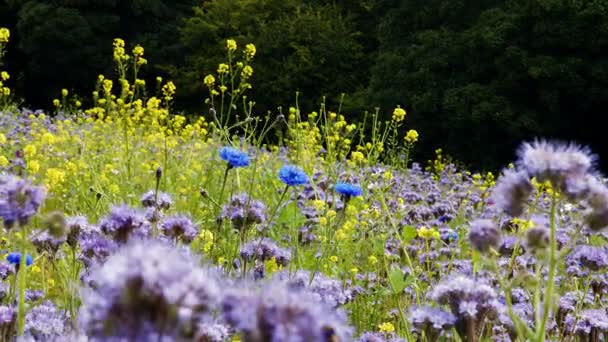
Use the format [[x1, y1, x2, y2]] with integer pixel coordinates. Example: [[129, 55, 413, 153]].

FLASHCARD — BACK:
[[402, 225, 417, 243], [388, 266, 406, 293]]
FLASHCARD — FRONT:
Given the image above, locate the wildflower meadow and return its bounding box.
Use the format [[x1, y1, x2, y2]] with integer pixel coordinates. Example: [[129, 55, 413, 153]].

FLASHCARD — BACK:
[[2, 29, 608, 342]]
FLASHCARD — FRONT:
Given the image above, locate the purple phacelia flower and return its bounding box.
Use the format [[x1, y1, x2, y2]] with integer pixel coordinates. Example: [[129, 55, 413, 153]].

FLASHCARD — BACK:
[[140, 190, 173, 211], [218, 194, 266, 231], [516, 140, 595, 192], [467, 219, 501, 253], [491, 169, 533, 217], [195, 321, 231, 342], [160, 214, 198, 243], [0, 305, 16, 340], [222, 281, 353, 341], [273, 270, 354, 307], [31, 230, 66, 254], [0, 174, 46, 229], [428, 275, 501, 341], [568, 245, 608, 271], [79, 240, 221, 340], [23, 301, 67, 340], [78, 231, 116, 269], [239, 238, 290, 267], [524, 227, 550, 251], [564, 308, 608, 337], [356, 332, 405, 342], [408, 306, 457, 340], [0, 263, 14, 280], [65, 215, 94, 248], [98, 204, 151, 243]]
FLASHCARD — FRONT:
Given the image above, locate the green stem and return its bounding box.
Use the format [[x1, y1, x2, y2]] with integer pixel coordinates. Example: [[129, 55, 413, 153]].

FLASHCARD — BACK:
[[17, 224, 28, 335], [536, 192, 558, 341], [265, 185, 289, 235]]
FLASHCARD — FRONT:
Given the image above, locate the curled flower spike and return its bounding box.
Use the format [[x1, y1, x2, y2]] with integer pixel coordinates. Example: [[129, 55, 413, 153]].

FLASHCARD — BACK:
[[491, 168, 533, 217], [0, 174, 46, 229], [467, 219, 501, 253]]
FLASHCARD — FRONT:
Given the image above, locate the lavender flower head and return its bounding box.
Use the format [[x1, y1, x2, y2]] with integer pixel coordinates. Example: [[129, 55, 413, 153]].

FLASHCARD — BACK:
[[0, 174, 46, 229], [79, 239, 221, 340], [564, 308, 608, 337], [99, 204, 151, 243], [278, 165, 309, 186], [222, 281, 353, 341], [428, 275, 501, 340], [218, 194, 267, 231], [65, 215, 94, 248], [568, 245, 608, 271], [23, 301, 67, 340], [467, 219, 501, 253], [240, 238, 291, 267], [78, 231, 116, 269], [491, 168, 533, 217], [408, 306, 457, 340], [140, 190, 173, 211], [273, 270, 353, 307], [160, 214, 198, 243], [517, 140, 595, 191]]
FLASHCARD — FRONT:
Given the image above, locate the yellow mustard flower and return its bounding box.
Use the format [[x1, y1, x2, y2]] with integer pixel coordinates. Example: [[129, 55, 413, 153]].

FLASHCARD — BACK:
[[350, 151, 365, 163], [241, 65, 253, 79], [226, 39, 237, 52], [244, 43, 256, 59], [418, 226, 440, 240], [392, 106, 406, 122], [204, 75, 215, 87], [368, 255, 378, 265], [0, 156, 8, 167], [405, 129, 419, 143], [0, 133, 6, 145], [378, 322, 395, 333], [217, 63, 230, 74], [0, 27, 9, 43], [0, 71, 9, 81]]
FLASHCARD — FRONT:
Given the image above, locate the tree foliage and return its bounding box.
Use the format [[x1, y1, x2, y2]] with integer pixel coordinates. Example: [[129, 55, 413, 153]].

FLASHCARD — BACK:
[[172, 0, 370, 114], [2, 0, 608, 170], [369, 0, 608, 169]]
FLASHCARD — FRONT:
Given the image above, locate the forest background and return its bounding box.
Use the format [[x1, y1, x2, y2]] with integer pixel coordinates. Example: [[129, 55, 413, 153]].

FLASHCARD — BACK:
[[1, 0, 607, 171]]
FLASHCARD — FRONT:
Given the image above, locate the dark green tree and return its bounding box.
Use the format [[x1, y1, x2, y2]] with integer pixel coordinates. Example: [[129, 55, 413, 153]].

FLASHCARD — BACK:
[[369, 0, 608, 170], [173, 0, 370, 115]]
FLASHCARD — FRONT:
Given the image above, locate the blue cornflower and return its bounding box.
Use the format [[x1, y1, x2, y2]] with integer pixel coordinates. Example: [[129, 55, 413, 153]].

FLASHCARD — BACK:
[[6, 252, 33, 267], [278, 165, 309, 186], [219, 147, 250, 168], [335, 183, 363, 198]]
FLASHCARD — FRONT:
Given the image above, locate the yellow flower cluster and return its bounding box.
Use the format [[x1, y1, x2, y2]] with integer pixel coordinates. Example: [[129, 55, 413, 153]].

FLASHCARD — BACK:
[[244, 43, 256, 59], [0, 27, 9, 43], [226, 39, 237, 52], [378, 322, 395, 333], [392, 106, 406, 122], [404, 129, 419, 143], [0, 28, 11, 100], [418, 226, 440, 240]]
